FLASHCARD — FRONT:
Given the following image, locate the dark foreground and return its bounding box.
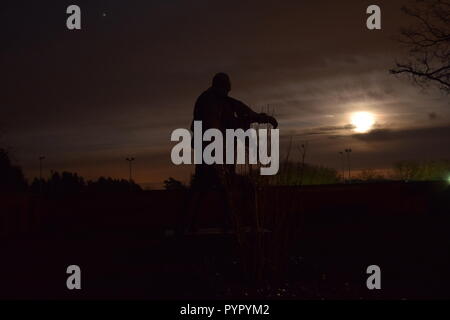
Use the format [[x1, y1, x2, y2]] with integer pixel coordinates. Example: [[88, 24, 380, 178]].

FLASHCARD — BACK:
[[1, 181, 449, 299]]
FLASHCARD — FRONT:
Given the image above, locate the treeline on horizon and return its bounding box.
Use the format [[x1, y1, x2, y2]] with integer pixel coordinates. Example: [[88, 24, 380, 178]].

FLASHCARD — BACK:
[[1, 148, 450, 193], [0, 148, 142, 193], [268, 159, 450, 186], [169, 158, 450, 190]]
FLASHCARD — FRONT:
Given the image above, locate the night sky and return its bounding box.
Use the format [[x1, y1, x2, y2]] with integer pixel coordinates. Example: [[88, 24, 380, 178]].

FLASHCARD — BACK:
[[1, 0, 449, 188]]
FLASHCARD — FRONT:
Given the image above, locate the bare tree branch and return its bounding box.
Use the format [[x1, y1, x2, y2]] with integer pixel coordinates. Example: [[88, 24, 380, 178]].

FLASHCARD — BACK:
[[391, 0, 450, 93]]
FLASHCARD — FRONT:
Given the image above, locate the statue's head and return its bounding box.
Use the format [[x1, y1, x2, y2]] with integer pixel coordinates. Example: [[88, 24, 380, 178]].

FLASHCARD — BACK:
[[212, 72, 231, 95]]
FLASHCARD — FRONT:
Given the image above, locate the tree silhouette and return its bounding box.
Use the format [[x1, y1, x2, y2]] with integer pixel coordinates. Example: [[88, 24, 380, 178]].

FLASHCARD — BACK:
[[30, 171, 142, 193], [390, 0, 450, 93], [164, 177, 187, 190], [87, 176, 142, 192], [0, 148, 27, 192]]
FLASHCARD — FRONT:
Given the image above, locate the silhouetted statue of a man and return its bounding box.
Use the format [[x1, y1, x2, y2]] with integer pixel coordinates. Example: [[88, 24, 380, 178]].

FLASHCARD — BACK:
[[184, 73, 277, 234], [190, 72, 278, 189]]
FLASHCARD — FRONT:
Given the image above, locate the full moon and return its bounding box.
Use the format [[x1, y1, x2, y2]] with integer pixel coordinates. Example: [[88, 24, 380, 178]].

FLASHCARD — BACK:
[[350, 112, 375, 133]]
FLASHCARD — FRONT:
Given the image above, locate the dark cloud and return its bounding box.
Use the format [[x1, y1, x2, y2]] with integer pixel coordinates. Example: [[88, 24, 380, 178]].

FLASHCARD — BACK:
[[352, 125, 450, 143], [299, 124, 355, 136], [318, 124, 355, 132]]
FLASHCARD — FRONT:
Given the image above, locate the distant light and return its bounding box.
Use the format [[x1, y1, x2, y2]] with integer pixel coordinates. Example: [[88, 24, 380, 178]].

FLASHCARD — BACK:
[[447, 175, 450, 184]]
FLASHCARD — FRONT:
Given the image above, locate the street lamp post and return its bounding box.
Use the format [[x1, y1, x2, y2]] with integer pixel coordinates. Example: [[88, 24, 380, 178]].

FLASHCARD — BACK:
[[39, 156, 45, 193], [339, 151, 345, 182], [126, 157, 135, 190], [345, 149, 352, 181]]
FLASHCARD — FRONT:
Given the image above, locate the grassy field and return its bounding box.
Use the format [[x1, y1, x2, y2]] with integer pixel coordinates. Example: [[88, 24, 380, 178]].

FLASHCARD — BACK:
[[0, 181, 449, 299]]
